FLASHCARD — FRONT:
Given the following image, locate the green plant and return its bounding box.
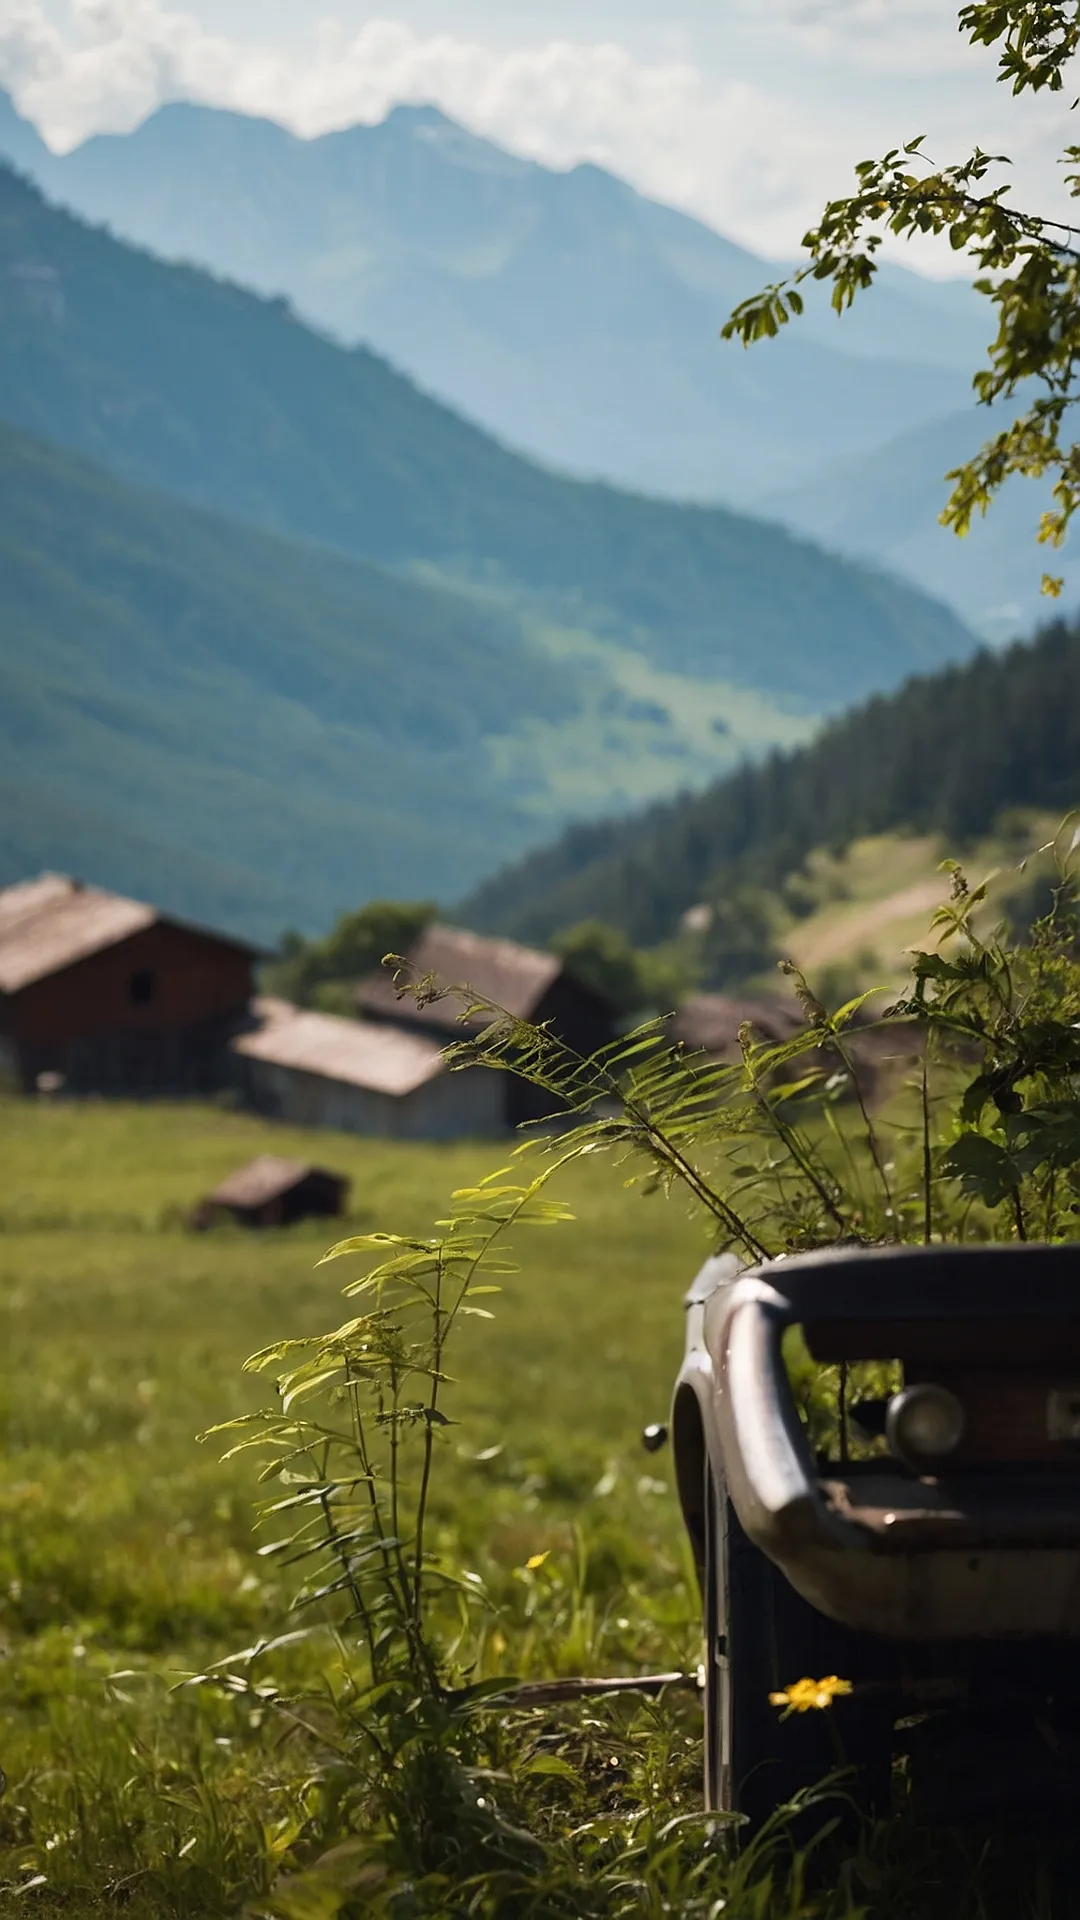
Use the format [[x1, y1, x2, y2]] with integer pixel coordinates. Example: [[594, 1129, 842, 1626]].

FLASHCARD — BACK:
[[722, 1, 1080, 603]]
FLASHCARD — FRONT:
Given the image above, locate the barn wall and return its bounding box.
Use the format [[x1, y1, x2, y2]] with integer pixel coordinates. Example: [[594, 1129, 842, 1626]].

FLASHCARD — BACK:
[[238, 1059, 506, 1140], [14, 924, 253, 1093], [506, 978, 615, 1127]]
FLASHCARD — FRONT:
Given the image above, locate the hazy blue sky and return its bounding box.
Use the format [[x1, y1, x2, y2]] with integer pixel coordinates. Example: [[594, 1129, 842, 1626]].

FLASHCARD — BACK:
[[4, 2, 1073, 266]]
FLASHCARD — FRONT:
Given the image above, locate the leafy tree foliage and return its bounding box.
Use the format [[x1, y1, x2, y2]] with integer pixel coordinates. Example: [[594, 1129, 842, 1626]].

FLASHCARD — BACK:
[[723, 0, 1080, 598], [699, 885, 780, 992], [265, 901, 435, 1010], [549, 920, 648, 1013], [549, 919, 694, 1013]]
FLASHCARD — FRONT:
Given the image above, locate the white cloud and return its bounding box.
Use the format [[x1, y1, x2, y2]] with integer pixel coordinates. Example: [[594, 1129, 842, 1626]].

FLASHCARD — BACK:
[[742, 0, 975, 75], [0, 0, 1074, 264], [0, 2, 864, 252]]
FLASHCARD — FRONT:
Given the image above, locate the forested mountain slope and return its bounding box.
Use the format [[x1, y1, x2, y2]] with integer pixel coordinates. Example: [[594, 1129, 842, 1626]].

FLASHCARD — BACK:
[[0, 418, 593, 937], [464, 618, 1080, 948], [0, 164, 975, 707], [0, 95, 982, 505]]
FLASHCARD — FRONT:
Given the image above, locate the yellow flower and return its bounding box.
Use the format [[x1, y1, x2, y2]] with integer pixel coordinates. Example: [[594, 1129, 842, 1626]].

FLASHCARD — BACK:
[[769, 1675, 853, 1714], [525, 1551, 551, 1571]]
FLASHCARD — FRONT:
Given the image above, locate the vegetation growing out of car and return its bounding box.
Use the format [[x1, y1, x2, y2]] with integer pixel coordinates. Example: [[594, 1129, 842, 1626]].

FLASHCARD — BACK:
[[190, 816, 1080, 1914]]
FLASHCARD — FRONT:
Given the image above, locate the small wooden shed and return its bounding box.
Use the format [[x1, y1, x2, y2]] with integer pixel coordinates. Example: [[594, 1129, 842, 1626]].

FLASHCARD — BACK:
[[197, 1155, 349, 1229]]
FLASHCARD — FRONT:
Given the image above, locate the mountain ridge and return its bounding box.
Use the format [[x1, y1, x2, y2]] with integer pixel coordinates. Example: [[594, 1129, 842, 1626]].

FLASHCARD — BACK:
[[763, 407, 1080, 641], [0, 162, 976, 709], [0, 89, 984, 505]]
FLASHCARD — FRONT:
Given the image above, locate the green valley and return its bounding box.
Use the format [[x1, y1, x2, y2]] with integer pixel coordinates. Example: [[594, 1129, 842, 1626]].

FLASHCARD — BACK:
[[0, 419, 817, 936]]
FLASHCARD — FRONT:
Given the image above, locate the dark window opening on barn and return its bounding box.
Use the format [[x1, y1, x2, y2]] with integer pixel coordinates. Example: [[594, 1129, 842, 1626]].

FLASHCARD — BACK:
[[129, 970, 157, 1006]]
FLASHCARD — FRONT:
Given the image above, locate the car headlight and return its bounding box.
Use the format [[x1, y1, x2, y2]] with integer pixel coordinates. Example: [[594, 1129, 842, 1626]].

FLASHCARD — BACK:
[[885, 1384, 966, 1469]]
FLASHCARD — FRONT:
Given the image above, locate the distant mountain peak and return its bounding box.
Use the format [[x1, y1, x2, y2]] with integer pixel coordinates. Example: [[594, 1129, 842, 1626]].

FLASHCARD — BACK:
[[373, 99, 534, 176], [383, 102, 454, 131], [0, 87, 49, 169]]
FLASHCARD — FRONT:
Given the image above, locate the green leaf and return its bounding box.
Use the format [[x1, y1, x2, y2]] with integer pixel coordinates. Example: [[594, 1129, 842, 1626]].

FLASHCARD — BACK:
[[941, 1131, 1021, 1203], [522, 1753, 582, 1781], [960, 1074, 996, 1125]]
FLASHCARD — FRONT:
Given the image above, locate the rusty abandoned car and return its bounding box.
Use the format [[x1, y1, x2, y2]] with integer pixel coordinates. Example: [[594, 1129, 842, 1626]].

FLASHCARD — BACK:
[[667, 1241, 1080, 1825]]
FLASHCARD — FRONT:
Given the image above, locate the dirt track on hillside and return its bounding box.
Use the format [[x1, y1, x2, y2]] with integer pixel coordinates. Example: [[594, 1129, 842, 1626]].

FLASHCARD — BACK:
[[789, 877, 949, 970]]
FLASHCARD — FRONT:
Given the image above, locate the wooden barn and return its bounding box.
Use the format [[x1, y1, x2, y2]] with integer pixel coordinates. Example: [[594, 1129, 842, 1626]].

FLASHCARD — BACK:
[[232, 998, 506, 1140], [196, 1155, 349, 1230], [668, 993, 803, 1062], [355, 924, 616, 1127], [668, 991, 918, 1104], [0, 873, 257, 1095]]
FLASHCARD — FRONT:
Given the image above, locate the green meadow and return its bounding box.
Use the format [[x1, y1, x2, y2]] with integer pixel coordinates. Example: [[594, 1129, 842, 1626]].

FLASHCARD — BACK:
[[0, 1094, 707, 1912], [3, 1089, 1077, 1917]]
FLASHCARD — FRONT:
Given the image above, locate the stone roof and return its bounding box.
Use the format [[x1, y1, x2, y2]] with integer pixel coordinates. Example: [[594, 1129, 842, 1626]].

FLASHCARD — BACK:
[[0, 874, 155, 994], [669, 992, 803, 1058]]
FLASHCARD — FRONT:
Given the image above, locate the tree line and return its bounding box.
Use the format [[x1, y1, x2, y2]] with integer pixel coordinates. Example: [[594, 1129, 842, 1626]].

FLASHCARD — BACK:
[[463, 616, 1080, 951]]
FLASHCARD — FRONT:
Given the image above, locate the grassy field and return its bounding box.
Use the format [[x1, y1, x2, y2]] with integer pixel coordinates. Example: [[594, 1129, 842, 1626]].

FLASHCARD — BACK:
[[3, 1089, 1078, 1915], [0, 1094, 709, 1912]]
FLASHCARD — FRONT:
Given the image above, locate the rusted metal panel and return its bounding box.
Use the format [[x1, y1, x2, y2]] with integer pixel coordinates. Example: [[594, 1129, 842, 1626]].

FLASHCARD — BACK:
[[685, 1245, 1080, 1641]]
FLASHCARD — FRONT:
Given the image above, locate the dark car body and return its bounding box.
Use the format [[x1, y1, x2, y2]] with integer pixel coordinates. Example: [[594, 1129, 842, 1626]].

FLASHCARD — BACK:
[[670, 1243, 1080, 1820]]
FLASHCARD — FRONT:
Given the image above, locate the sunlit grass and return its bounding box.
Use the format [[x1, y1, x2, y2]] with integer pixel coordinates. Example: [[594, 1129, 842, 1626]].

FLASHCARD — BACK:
[[0, 1094, 709, 1910], [2, 1094, 1078, 1914]]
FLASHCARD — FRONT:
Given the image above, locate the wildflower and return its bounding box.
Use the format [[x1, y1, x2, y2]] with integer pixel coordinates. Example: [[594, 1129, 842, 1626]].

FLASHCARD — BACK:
[[525, 1551, 550, 1571], [769, 1675, 853, 1715]]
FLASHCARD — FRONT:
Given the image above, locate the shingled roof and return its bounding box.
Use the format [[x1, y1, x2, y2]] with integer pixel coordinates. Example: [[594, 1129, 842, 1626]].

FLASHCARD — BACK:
[[207, 1155, 326, 1210], [669, 993, 803, 1058], [0, 872, 256, 994], [233, 1001, 447, 1097], [356, 924, 563, 1035]]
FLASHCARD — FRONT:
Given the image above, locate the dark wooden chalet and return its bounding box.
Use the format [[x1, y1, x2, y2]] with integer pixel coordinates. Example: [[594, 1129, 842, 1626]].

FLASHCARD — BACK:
[[0, 873, 258, 1095], [355, 924, 616, 1127]]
